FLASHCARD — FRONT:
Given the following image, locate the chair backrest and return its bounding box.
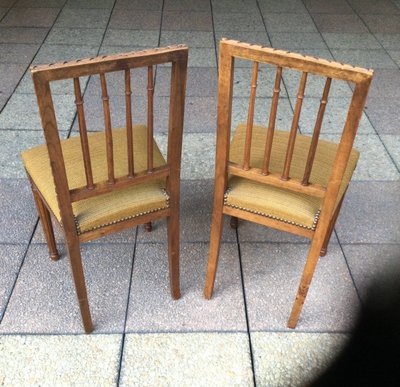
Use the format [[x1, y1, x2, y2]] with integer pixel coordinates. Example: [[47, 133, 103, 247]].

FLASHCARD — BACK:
[[30, 45, 188, 221], [216, 39, 373, 210]]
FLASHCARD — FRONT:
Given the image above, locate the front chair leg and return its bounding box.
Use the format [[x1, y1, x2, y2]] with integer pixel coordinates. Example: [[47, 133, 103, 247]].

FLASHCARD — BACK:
[[31, 186, 59, 261], [167, 212, 181, 299], [66, 241, 93, 333], [287, 239, 322, 329]]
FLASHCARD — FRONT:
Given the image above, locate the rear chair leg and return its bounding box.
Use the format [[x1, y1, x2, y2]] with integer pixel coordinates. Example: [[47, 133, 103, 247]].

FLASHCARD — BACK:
[[320, 193, 346, 257], [230, 216, 238, 229], [144, 222, 153, 232], [32, 186, 59, 261]]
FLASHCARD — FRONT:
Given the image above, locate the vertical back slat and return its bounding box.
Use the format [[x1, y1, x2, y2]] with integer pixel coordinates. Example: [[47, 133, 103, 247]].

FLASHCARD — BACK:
[[125, 69, 134, 177], [281, 71, 308, 181], [73, 77, 94, 189], [147, 65, 154, 172], [262, 66, 282, 175], [243, 61, 259, 170], [100, 72, 115, 184], [302, 77, 332, 186]]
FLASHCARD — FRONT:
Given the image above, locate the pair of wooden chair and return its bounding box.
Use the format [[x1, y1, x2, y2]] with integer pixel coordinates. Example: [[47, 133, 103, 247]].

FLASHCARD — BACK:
[[21, 41, 373, 333]]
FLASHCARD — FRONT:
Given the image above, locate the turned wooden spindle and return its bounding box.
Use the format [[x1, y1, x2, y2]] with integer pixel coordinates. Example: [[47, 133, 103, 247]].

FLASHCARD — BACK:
[[147, 65, 154, 173], [125, 69, 134, 178]]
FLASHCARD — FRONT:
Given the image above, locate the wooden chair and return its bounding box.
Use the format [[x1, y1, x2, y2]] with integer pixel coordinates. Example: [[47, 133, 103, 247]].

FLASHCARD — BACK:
[[204, 39, 373, 328], [21, 45, 188, 333]]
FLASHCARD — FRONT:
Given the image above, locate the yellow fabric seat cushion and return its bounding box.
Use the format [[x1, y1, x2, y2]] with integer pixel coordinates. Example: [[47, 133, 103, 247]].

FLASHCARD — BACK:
[[22, 125, 169, 234], [225, 124, 360, 230]]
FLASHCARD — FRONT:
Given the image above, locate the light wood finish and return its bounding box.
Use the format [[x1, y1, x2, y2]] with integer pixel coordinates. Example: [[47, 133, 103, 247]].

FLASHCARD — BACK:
[[24, 45, 188, 333], [204, 39, 373, 328]]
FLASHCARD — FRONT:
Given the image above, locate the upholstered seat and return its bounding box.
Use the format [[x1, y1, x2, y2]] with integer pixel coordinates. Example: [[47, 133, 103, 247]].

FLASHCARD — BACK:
[[22, 126, 168, 234], [225, 124, 359, 230]]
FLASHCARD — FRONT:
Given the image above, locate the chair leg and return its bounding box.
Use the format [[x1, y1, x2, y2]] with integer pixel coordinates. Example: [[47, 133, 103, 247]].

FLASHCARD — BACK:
[[204, 193, 225, 299], [287, 237, 323, 329], [320, 194, 345, 257], [144, 222, 153, 232], [66, 240, 93, 333], [31, 187, 59, 261], [167, 211, 181, 300], [230, 216, 238, 229]]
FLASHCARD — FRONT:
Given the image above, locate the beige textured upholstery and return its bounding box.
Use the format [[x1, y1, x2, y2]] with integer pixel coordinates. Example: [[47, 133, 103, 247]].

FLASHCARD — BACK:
[[226, 123, 359, 230], [22, 125, 168, 234]]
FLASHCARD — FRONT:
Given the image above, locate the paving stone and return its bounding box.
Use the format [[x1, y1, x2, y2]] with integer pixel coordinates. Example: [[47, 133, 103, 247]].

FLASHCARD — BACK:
[[312, 14, 368, 33], [211, 0, 259, 14], [232, 66, 284, 98], [374, 33, 400, 50], [156, 67, 218, 97], [15, 68, 90, 94], [220, 31, 268, 44], [0, 93, 77, 131], [381, 135, 400, 169], [162, 11, 212, 31], [343, 243, 400, 301], [0, 334, 121, 385], [14, 0, 65, 6], [361, 14, 400, 33], [0, 63, 26, 95], [388, 50, 400, 67], [0, 43, 39, 64], [103, 29, 160, 47], [155, 132, 215, 179], [0, 129, 47, 178], [45, 27, 105, 45], [298, 97, 375, 134], [264, 13, 318, 33], [322, 32, 381, 49], [120, 333, 253, 386], [241, 243, 360, 331], [0, 244, 25, 320], [231, 97, 294, 131], [137, 180, 236, 243], [0, 178, 37, 244], [213, 12, 265, 32], [348, 0, 400, 14], [365, 98, 400, 135], [363, 69, 400, 100], [0, 243, 134, 333], [283, 70, 352, 99], [126, 243, 247, 332], [55, 8, 111, 29], [186, 47, 216, 67], [252, 332, 348, 387], [270, 32, 327, 49], [109, 9, 162, 30], [115, 0, 163, 11], [163, 0, 211, 12], [0, 27, 48, 43], [331, 49, 397, 70], [304, 0, 353, 14], [336, 181, 400, 243], [320, 133, 400, 181], [160, 31, 214, 48], [259, 0, 308, 14], [0, 8, 59, 27], [65, 0, 115, 8], [33, 43, 99, 64]]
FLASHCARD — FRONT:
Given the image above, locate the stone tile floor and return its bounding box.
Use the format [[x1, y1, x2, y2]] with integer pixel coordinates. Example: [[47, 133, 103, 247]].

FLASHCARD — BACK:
[[1, 0, 400, 385]]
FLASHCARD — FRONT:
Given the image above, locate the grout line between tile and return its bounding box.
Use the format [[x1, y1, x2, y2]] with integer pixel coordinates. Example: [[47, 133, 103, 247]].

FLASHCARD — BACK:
[[236, 225, 257, 387], [116, 225, 138, 386]]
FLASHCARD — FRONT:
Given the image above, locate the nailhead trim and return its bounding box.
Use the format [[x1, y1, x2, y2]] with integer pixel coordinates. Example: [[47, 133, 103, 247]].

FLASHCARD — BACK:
[[75, 188, 170, 235], [224, 188, 320, 231]]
